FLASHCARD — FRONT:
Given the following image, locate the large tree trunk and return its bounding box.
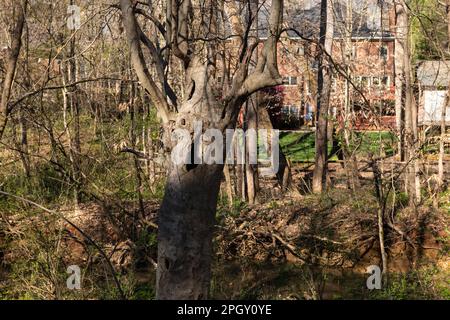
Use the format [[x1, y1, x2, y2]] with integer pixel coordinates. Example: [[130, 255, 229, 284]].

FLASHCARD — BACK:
[[157, 163, 223, 299], [154, 57, 239, 299], [313, 0, 333, 193], [121, 0, 283, 300]]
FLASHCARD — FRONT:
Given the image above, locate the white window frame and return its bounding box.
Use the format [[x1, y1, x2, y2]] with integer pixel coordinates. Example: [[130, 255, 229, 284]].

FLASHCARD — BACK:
[[282, 76, 298, 86]]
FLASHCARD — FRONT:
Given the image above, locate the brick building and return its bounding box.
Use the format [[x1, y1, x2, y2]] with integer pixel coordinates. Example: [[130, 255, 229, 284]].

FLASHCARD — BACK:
[[265, 0, 397, 130]]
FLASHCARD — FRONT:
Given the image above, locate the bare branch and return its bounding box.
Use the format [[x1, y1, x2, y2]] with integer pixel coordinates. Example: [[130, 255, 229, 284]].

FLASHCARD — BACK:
[[120, 0, 173, 123]]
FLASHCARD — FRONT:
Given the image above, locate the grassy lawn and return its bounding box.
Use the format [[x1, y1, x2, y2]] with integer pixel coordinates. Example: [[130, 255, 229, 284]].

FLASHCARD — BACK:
[[279, 131, 397, 163]]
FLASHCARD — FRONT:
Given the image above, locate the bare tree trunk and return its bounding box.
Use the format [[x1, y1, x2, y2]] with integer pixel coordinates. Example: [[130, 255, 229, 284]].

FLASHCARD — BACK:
[[65, 2, 82, 207], [438, 1, 450, 188], [129, 82, 145, 239], [245, 98, 259, 204], [121, 0, 284, 299], [371, 158, 388, 276], [313, 0, 333, 193], [19, 19, 31, 178], [0, 0, 27, 141], [341, 0, 360, 191], [395, 2, 406, 160], [157, 163, 223, 299], [243, 0, 260, 204], [223, 165, 234, 208], [402, 4, 419, 205], [438, 93, 448, 187]]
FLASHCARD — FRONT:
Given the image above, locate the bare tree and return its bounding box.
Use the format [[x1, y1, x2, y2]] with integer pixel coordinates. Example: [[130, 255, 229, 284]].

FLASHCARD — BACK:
[[395, 0, 407, 160], [120, 0, 284, 299], [312, 0, 334, 193], [401, 0, 420, 204], [0, 0, 27, 141], [438, 0, 450, 188]]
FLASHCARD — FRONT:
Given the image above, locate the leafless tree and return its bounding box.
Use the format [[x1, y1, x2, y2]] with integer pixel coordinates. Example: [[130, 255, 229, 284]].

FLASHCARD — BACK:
[[120, 0, 284, 299], [312, 0, 334, 193]]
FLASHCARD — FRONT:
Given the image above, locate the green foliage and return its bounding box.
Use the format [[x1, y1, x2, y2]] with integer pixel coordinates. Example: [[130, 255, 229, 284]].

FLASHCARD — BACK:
[[1, 163, 68, 204], [217, 196, 248, 218], [410, 0, 449, 61], [0, 107, 164, 301], [131, 282, 155, 300], [371, 267, 448, 300]]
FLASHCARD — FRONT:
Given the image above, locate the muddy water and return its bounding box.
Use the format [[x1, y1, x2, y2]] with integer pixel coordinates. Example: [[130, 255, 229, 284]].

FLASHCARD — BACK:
[[211, 237, 448, 300]]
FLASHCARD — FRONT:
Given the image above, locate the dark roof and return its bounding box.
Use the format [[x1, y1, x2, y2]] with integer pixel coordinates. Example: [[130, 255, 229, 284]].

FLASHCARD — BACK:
[[257, 0, 394, 39]]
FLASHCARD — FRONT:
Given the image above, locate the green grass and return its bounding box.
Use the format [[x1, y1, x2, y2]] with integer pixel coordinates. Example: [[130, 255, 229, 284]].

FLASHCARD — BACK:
[[356, 131, 396, 157], [279, 131, 396, 163], [279, 131, 317, 162]]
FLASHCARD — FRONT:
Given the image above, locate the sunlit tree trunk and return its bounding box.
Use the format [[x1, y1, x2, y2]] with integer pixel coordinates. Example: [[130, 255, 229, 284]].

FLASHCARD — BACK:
[[402, 3, 420, 205], [0, 0, 27, 141], [341, 0, 360, 190], [245, 98, 259, 204], [313, 0, 334, 193], [395, 1, 406, 160], [438, 1, 450, 187]]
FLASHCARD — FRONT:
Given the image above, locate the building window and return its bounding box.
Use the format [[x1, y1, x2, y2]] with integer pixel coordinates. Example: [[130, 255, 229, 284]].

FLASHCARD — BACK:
[[290, 76, 298, 85], [281, 106, 290, 116], [372, 76, 381, 87], [281, 105, 300, 119], [361, 76, 370, 89], [380, 45, 388, 60], [282, 76, 298, 86], [371, 76, 390, 89]]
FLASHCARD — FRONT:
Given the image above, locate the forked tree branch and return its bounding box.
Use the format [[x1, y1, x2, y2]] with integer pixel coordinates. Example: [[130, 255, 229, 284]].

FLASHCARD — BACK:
[[120, 0, 173, 123], [233, 0, 284, 99]]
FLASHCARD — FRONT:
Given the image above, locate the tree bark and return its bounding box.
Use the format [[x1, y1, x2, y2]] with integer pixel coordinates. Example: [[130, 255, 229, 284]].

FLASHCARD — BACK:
[[438, 1, 450, 188], [402, 3, 419, 205], [64, 0, 82, 207], [121, 0, 283, 299], [245, 98, 259, 204], [313, 0, 333, 193], [438, 92, 448, 187], [223, 165, 234, 208], [156, 163, 223, 299], [0, 0, 27, 141], [395, 2, 406, 160]]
